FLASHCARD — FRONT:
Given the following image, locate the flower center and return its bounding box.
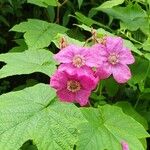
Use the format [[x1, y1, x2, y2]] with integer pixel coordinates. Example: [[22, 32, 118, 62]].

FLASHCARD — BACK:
[[108, 53, 119, 65], [67, 80, 81, 92], [72, 55, 85, 67]]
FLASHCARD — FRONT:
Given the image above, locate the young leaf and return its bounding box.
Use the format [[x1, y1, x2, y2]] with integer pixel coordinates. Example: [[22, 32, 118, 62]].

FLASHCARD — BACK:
[[0, 84, 85, 150], [77, 105, 149, 150], [11, 19, 68, 49], [99, 4, 146, 21], [98, 4, 148, 32], [0, 49, 57, 79], [74, 12, 108, 30], [96, 0, 124, 9], [27, 0, 58, 7], [78, 0, 83, 9]]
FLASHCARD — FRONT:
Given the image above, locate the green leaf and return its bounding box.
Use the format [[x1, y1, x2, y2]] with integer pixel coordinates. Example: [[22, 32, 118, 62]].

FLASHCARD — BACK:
[[129, 56, 150, 85], [115, 102, 148, 130], [137, 0, 150, 6], [124, 39, 143, 56], [140, 88, 150, 101], [97, 4, 148, 33], [0, 49, 56, 79], [143, 37, 150, 52], [78, 0, 83, 9], [77, 105, 149, 150], [96, 4, 146, 19], [76, 24, 91, 32], [11, 19, 68, 49], [0, 15, 10, 26], [9, 39, 28, 52], [75, 12, 95, 26], [0, 84, 85, 150], [96, 0, 124, 9], [74, 12, 109, 30], [115, 102, 148, 149], [104, 78, 119, 97], [27, 0, 58, 7], [144, 53, 150, 61], [46, 6, 55, 23]]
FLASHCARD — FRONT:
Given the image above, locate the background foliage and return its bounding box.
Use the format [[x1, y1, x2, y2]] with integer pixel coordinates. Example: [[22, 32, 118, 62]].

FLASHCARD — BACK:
[[0, 0, 150, 149]]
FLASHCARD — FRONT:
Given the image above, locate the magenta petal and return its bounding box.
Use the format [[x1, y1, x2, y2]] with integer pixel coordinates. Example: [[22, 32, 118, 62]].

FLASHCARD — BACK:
[[75, 90, 90, 106], [50, 71, 67, 90], [96, 67, 111, 80], [85, 53, 102, 67], [72, 45, 84, 55], [85, 45, 106, 67], [57, 89, 75, 102], [112, 64, 131, 83], [89, 44, 108, 63], [106, 37, 123, 53], [91, 44, 108, 56], [54, 45, 76, 63], [119, 48, 135, 65], [58, 64, 77, 75], [121, 141, 129, 150], [80, 75, 97, 90], [95, 63, 112, 80], [59, 64, 94, 76]]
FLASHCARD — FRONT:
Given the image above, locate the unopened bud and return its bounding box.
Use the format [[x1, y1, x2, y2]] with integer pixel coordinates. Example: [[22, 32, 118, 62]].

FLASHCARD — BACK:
[[99, 35, 107, 45], [59, 37, 68, 49], [91, 28, 98, 43]]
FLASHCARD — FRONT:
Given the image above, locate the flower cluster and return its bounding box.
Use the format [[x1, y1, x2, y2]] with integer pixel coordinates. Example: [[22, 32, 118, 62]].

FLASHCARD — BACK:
[[50, 36, 135, 106]]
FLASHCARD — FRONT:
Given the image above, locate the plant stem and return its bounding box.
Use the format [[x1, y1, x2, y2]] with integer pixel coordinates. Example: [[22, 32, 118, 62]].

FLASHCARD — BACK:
[[56, 0, 68, 23], [134, 95, 141, 109]]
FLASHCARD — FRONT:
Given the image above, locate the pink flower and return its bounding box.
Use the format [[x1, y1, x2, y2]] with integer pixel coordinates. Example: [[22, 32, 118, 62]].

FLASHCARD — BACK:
[[58, 63, 94, 75], [121, 141, 129, 150], [92, 36, 135, 83], [50, 69, 97, 106], [54, 44, 101, 68]]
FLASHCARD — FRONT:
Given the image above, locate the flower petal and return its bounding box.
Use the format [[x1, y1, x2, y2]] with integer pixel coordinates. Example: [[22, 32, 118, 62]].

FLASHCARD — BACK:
[[106, 37, 123, 53], [95, 63, 112, 79], [85, 53, 102, 67], [84, 45, 106, 67], [57, 89, 75, 102], [89, 44, 108, 64], [58, 64, 76, 75], [54, 45, 76, 63], [91, 44, 108, 56], [79, 75, 97, 90], [75, 90, 91, 106], [59, 64, 94, 76], [119, 48, 135, 64], [112, 64, 131, 83], [50, 71, 67, 90]]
